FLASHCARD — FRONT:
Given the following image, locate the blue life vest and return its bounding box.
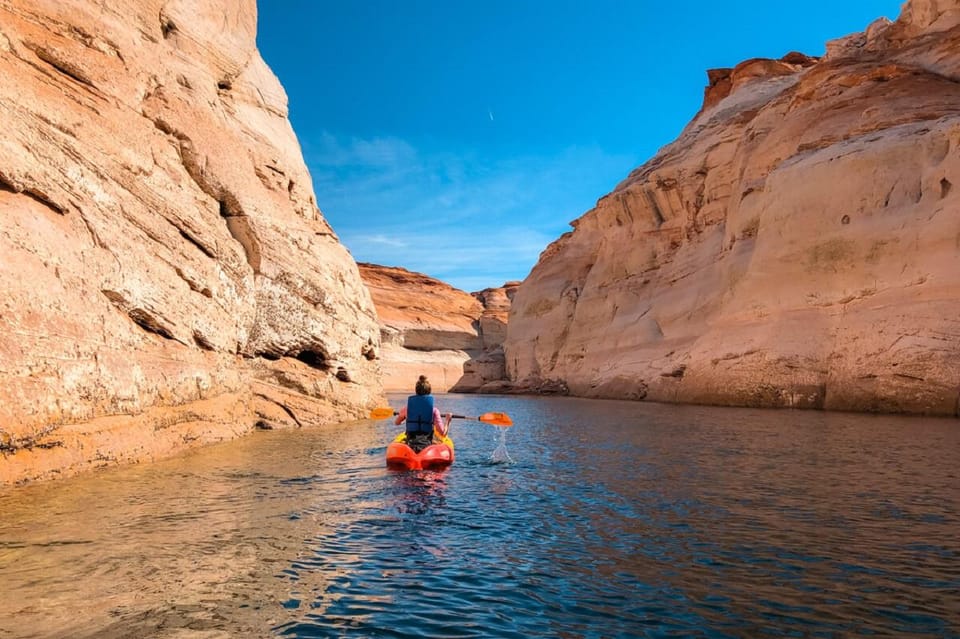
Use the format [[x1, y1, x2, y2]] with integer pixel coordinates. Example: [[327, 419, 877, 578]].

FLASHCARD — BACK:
[[406, 394, 435, 436]]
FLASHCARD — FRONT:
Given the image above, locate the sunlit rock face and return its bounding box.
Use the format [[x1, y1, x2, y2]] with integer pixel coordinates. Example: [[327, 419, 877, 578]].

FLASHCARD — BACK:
[[505, 0, 960, 415], [0, 0, 382, 484], [358, 264, 516, 393]]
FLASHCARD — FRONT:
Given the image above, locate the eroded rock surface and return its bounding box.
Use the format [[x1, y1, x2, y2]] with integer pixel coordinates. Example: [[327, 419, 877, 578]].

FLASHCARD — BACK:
[[504, 0, 960, 415], [0, 0, 382, 485], [450, 282, 520, 393], [359, 264, 515, 392]]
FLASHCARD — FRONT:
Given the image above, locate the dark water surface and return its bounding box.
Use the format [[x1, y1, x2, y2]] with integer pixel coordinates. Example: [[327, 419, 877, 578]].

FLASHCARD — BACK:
[[1, 395, 958, 638]]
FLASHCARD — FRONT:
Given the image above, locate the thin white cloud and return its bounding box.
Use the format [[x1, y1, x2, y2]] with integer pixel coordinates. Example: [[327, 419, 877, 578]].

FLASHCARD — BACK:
[[352, 234, 409, 249], [305, 133, 636, 290], [310, 133, 419, 168]]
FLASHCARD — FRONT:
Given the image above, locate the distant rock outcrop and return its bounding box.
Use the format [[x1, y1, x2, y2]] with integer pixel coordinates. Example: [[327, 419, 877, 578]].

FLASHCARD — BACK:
[[450, 282, 520, 393], [358, 263, 515, 392], [359, 263, 482, 392], [504, 0, 960, 416], [0, 0, 382, 485]]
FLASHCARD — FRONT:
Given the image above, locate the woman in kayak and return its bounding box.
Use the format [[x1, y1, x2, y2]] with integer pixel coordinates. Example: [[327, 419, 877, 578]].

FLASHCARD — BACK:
[[394, 375, 452, 452]]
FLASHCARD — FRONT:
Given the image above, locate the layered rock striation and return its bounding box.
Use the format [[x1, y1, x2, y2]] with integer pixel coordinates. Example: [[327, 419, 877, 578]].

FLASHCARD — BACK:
[[505, 0, 960, 415], [360, 263, 482, 392], [0, 0, 382, 485], [359, 263, 516, 392]]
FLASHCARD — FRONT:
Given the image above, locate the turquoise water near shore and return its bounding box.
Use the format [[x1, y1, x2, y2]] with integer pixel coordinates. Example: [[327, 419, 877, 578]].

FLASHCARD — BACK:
[[1, 395, 958, 638]]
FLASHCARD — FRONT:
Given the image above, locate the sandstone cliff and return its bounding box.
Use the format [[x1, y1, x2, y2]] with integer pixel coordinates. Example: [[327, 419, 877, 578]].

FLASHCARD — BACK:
[[0, 0, 382, 485], [505, 0, 960, 416], [450, 281, 520, 393], [358, 263, 516, 392]]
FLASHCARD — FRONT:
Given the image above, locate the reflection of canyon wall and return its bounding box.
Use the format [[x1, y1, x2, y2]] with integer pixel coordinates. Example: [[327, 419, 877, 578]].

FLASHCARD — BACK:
[[505, 1, 960, 416], [358, 263, 516, 392], [0, 0, 382, 485]]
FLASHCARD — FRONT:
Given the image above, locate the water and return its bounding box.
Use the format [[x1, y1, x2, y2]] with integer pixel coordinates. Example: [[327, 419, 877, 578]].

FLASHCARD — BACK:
[[1, 394, 958, 638]]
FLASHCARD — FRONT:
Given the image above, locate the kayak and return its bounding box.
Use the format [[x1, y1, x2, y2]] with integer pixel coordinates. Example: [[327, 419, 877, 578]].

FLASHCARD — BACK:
[[386, 433, 455, 471], [369, 407, 511, 470]]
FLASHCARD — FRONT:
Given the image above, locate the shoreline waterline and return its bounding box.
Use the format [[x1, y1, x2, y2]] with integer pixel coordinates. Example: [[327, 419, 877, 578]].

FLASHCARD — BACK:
[[3, 390, 957, 489]]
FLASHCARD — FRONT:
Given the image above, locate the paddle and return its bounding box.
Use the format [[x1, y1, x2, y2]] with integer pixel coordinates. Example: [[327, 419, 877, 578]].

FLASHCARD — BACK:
[[452, 412, 513, 427], [369, 407, 398, 420], [368, 407, 513, 427]]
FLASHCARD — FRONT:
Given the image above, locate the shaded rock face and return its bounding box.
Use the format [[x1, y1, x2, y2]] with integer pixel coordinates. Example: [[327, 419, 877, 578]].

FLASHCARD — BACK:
[[358, 264, 515, 393], [0, 0, 382, 485], [472, 284, 517, 349], [451, 282, 520, 393], [505, 0, 960, 416]]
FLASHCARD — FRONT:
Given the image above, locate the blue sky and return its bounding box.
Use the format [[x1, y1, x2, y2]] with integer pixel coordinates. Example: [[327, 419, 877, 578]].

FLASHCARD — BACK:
[[257, 1, 903, 292]]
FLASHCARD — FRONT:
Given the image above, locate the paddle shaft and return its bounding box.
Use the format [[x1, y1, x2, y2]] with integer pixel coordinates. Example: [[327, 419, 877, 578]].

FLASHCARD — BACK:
[[369, 407, 512, 427]]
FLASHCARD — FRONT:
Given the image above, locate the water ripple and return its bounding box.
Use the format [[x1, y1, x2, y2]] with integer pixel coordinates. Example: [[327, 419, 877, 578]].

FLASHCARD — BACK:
[[1, 398, 958, 637]]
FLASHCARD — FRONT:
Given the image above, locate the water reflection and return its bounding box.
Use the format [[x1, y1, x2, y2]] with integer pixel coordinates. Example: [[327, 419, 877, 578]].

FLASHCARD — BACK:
[[1, 396, 958, 638], [385, 470, 449, 516]]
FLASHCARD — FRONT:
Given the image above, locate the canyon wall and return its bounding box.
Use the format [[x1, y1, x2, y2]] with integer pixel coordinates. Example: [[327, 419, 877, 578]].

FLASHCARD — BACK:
[[0, 0, 382, 485], [450, 282, 520, 393], [359, 263, 515, 393], [505, 0, 960, 415]]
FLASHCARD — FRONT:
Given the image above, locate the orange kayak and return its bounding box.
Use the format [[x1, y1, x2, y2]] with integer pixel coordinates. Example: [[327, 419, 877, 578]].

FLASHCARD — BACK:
[[386, 434, 455, 471]]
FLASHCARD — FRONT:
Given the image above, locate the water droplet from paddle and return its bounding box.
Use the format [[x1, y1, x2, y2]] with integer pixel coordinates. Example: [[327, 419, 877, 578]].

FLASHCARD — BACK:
[[490, 426, 512, 464]]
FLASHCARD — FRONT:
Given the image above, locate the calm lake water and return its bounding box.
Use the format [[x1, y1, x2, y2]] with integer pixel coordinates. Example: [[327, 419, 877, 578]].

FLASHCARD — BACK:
[[1, 394, 958, 638]]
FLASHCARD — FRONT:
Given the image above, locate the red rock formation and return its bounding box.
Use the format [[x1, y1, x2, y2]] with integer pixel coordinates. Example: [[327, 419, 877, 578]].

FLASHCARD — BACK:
[[0, 0, 382, 485], [472, 282, 520, 350], [702, 53, 817, 112], [505, 0, 960, 415], [359, 262, 481, 392], [359, 264, 515, 392], [359, 263, 483, 351]]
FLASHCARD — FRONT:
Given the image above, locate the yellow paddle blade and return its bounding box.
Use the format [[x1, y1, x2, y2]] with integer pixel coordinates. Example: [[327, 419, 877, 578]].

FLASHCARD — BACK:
[[369, 407, 396, 420], [479, 412, 513, 427]]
